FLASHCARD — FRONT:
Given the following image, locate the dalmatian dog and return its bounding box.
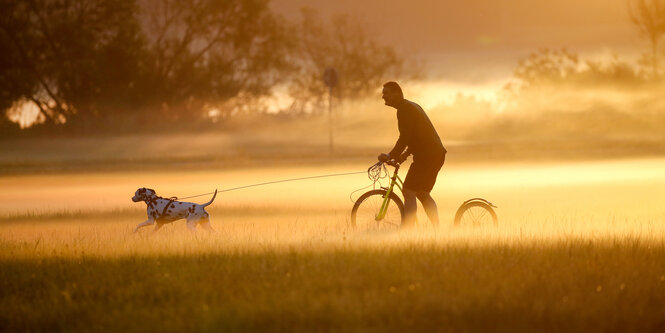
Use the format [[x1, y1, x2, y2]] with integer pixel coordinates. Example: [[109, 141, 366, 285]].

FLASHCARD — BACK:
[[132, 188, 217, 233]]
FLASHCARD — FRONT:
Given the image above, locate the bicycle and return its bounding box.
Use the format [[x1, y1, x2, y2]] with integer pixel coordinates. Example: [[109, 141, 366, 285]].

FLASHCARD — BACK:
[[350, 159, 498, 230]]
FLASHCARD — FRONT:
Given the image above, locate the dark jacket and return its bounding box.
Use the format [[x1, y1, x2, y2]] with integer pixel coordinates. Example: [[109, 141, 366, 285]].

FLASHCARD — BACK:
[[388, 99, 446, 160]]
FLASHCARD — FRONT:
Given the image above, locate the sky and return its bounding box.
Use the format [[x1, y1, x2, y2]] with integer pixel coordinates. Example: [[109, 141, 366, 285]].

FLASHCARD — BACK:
[[271, 0, 641, 82]]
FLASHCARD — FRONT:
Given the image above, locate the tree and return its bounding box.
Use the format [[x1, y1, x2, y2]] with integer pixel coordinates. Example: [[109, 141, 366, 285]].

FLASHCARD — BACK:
[[138, 0, 293, 122], [287, 8, 405, 114], [0, 0, 293, 131], [628, 0, 665, 78], [0, 0, 145, 128], [505, 48, 642, 91], [510, 48, 581, 88], [502, 48, 644, 113]]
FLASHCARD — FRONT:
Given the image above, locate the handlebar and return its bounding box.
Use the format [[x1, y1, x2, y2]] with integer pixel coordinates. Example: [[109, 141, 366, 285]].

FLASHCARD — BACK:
[[385, 159, 400, 167], [368, 159, 400, 172]]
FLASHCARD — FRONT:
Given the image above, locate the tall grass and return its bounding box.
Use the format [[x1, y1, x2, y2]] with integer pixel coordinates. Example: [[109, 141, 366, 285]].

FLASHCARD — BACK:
[[1, 214, 665, 332], [1, 157, 664, 331]]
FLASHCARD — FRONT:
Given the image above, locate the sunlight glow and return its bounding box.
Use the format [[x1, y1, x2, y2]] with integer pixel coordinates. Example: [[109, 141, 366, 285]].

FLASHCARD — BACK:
[[7, 100, 41, 128], [405, 79, 507, 110]]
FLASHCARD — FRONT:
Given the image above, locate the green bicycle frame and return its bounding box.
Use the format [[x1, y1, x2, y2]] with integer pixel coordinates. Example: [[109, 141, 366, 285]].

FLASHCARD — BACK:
[[376, 163, 404, 221]]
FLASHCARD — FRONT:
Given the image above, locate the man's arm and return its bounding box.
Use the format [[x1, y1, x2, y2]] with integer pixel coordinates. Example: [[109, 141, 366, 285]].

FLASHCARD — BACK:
[[397, 148, 411, 162], [388, 109, 413, 159]]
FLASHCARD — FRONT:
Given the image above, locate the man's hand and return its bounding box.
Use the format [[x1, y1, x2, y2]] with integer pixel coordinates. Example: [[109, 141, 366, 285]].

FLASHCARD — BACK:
[[377, 153, 390, 162], [397, 152, 409, 163]]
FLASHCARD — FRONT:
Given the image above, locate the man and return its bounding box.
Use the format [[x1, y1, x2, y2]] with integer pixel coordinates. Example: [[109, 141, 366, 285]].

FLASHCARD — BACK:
[[378, 81, 446, 227]]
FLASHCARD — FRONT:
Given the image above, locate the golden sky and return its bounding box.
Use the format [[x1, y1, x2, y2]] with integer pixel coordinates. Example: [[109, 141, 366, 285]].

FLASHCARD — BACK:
[[272, 0, 643, 103], [272, 0, 638, 53], [272, 0, 643, 88]]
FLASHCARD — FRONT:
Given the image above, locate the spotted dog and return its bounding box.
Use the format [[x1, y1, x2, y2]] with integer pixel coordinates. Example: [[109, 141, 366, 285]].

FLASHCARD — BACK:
[[132, 188, 217, 233]]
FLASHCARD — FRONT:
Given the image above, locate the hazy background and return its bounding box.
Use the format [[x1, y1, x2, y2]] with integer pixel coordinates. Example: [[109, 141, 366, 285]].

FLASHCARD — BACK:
[[273, 0, 639, 77], [3, 0, 662, 162], [1, 0, 664, 218]]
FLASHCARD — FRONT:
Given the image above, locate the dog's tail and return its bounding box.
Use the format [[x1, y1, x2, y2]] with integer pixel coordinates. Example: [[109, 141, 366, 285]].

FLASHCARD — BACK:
[[201, 189, 218, 207]]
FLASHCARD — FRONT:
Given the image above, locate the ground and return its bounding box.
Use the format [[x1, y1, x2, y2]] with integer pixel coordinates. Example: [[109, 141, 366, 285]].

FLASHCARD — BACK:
[[2, 132, 665, 331]]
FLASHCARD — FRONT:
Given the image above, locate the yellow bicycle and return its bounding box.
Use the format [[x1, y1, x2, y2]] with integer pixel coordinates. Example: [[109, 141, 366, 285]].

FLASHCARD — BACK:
[[351, 159, 498, 230]]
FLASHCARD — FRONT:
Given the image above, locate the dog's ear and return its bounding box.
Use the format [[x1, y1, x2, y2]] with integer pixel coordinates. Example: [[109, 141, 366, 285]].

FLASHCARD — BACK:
[[147, 188, 155, 194]]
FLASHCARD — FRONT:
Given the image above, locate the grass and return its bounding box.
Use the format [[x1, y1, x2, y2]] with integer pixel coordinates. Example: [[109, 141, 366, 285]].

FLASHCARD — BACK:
[[2, 212, 665, 332], [1, 151, 665, 331]]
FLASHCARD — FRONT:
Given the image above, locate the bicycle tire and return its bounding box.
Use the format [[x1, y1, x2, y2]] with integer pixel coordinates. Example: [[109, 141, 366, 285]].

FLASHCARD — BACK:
[[454, 201, 498, 227], [351, 189, 404, 230]]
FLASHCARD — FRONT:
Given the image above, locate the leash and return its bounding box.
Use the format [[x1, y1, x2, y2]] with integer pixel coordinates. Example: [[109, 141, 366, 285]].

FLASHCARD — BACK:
[[348, 162, 391, 202], [176, 171, 367, 200]]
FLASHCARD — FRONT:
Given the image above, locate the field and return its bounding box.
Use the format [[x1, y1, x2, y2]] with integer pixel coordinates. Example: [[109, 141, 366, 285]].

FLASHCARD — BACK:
[[1, 128, 665, 332]]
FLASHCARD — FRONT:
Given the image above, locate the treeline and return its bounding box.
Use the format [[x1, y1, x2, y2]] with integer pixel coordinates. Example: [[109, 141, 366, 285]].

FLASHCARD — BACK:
[[500, 0, 665, 114], [0, 0, 403, 134]]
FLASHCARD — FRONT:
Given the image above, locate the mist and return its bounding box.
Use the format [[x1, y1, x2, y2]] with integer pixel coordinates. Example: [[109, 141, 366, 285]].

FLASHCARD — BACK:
[[2, 1, 665, 330]]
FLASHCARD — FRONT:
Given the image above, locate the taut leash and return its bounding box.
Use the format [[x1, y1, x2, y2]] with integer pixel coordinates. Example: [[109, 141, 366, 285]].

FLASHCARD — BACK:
[[176, 171, 366, 200]]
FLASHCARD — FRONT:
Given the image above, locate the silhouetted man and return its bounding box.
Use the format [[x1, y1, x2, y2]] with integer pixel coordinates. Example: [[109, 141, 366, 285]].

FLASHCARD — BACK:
[[378, 81, 446, 227]]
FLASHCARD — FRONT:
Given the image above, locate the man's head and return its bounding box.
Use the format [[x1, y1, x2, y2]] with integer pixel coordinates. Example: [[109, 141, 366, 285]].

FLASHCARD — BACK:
[[382, 81, 404, 108]]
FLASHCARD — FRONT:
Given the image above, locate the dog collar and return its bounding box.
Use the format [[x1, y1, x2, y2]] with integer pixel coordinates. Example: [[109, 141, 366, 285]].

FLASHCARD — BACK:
[[147, 196, 160, 206]]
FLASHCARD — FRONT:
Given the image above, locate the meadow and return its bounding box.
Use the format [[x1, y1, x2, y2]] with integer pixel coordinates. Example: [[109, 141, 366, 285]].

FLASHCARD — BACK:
[[4, 0, 665, 329], [2, 128, 665, 332]]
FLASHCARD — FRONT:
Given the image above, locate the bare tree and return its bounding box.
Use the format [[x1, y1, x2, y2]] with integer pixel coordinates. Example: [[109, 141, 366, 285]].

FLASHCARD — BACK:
[[628, 0, 665, 77], [287, 8, 405, 114]]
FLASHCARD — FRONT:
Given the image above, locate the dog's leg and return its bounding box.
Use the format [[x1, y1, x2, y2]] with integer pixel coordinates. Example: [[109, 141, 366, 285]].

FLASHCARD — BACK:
[[198, 212, 215, 233], [200, 219, 215, 233], [134, 219, 154, 233], [186, 219, 198, 233], [153, 222, 164, 233]]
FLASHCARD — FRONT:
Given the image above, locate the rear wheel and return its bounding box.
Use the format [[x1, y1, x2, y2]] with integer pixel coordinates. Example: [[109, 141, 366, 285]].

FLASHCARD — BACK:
[[351, 189, 404, 230], [454, 200, 498, 227]]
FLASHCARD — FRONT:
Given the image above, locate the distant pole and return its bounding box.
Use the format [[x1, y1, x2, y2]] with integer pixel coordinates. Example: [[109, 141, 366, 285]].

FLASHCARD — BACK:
[[328, 85, 333, 153], [323, 67, 338, 154]]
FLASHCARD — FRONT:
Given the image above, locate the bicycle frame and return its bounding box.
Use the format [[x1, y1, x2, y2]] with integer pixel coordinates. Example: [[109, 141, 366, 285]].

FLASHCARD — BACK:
[[376, 161, 404, 221]]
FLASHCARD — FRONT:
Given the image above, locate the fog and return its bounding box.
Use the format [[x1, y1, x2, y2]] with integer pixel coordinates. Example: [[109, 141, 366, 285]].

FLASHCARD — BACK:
[[272, 0, 638, 81], [2, 158, 664, 237]]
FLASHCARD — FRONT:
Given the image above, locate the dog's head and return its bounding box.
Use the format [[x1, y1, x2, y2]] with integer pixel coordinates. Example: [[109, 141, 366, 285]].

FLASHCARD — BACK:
[[132, 188, 157, 202]]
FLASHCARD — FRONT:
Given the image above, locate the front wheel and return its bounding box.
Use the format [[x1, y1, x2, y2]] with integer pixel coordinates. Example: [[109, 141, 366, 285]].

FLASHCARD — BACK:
[[454, 199, 498, 227], [351, 189, 404, 230]]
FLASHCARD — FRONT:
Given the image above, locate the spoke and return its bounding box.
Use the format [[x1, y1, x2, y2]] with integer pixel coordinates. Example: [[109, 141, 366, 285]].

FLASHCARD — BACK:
[[477, 209, 488, 222], [461, 206, 490, 227], [370, 197, 379, 220], [468, 207, 478, 222]]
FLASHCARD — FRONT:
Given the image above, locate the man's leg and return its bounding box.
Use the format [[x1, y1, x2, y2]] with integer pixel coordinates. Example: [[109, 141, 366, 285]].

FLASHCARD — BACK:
[[416, 191, 439, 226], [403, 188, 417, 227]]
